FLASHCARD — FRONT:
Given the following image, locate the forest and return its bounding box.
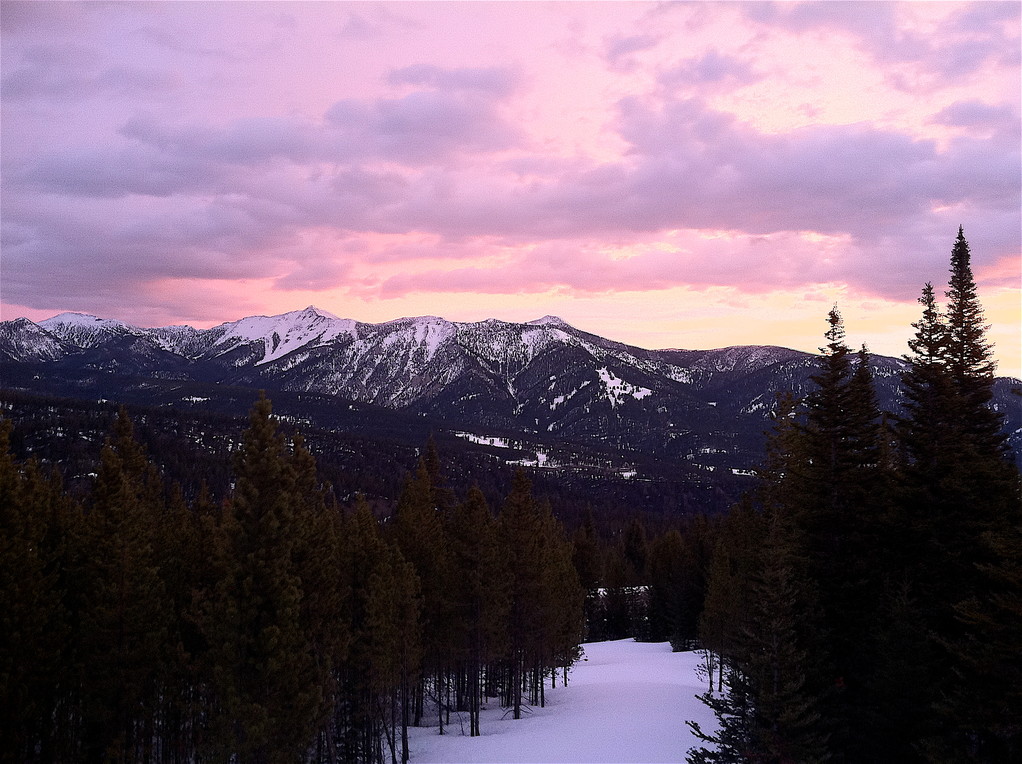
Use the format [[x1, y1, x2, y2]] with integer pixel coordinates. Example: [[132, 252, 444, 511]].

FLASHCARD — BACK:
[[1, 228, 1019, 763], [685, 228, 1021, 762]]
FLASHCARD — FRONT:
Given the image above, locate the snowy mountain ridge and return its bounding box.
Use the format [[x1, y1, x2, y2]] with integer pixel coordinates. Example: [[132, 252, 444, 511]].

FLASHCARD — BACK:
[[4, 307, 1020, 474]]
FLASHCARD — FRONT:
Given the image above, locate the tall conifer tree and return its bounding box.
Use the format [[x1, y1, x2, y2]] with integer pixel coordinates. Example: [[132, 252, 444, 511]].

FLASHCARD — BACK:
[[897, 227, 1022, 759], [200, 395, 325, 763], [77, 410, 171, 763], [0, 422, 74, 762]]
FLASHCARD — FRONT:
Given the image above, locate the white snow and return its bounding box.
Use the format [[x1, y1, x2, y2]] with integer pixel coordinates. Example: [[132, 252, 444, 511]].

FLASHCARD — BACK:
[[38, 312, 138, 348], [453, 432, 513, 448], [408, 639, 717, 763], [410, 317, 456, 360], [509, 450, 553, 468], [596, 367, 653, 407], [664, 366, 695, 384], [39, 311, 125, 330], [527, 315, 573, 329], [210, 307, 357, 365]]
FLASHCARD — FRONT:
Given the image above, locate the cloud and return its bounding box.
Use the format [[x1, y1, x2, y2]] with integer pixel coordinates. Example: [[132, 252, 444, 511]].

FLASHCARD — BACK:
[[120, 115, 329, 166], [325, 88, 522, 164], [571, 96, 1019, 240], [16, 80, 523, 201], [0, 1, 89, 35], [388, 64, 520, 96], [338, 12, 381, 40], [1, 43, 176, 101], [0, 188, 299, 306], [931, 100, 1019, 133], [604, 32, 660, 70], [2, 0, 1017, 328], [19, 143, 225, 198], [274, 257, 353, 291], [336, 6, 421, 41], [7, 88, 1017, 308], [744, 0, 1020, 89], [658, 50, 762, 90]]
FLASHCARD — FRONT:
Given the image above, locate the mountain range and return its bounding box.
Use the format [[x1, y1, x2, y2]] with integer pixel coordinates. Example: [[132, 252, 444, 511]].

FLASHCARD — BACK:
[[2, 306, 1020, 479]]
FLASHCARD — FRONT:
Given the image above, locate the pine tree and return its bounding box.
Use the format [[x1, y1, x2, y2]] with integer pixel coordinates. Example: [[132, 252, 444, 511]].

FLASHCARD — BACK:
[[77, 409, 172, 763], [743, 506, 832, 763], [340, 498, 422, 764], [445, 485, 509, 736], [795, 309, 890, 755], [646, 529, 687, 644], [570, 510, 604, 641], [498, 470, 545, 720], [199, 394, 325, 763], [945, 226, 997, 405], [494, 471, 581, 719], [896, 281, 958, 526], [688, 504, 831, 764], [390, 458, 451, 731], [158, 482, 219, 762], [533, 498, 584, 700], [0, 421, 74, 762], [697, 501, 763, 692], [898, 227, 1022, 759]]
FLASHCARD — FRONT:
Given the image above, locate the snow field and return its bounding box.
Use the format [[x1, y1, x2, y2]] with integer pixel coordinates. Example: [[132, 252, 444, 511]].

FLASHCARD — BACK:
[[408, 639, 717, 763]]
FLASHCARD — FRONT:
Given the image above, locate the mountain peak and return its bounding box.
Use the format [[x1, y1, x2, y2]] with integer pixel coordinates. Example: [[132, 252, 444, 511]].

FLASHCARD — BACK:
[[41, 311, 107, 326], [528, 315, 573, 329], [39, 311, 133, 332], [295, 305, 340, 320]]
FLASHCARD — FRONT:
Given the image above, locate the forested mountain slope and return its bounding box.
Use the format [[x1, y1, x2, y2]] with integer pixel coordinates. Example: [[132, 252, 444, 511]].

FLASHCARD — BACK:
[[4, 308, 1020, 480]]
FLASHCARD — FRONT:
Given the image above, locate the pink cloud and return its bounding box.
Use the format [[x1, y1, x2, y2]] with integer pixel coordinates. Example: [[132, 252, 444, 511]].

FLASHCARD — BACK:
[[1, 0, 1017, 375]]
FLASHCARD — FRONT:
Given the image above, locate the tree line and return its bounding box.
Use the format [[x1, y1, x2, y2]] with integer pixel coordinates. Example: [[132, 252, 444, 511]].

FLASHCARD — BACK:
[[686, 227, 1021, 762], [0, 393, 584, 763]]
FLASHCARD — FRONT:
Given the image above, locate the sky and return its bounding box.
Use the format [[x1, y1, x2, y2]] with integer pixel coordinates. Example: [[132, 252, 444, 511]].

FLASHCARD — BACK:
[[2, 1, 1019, 376]]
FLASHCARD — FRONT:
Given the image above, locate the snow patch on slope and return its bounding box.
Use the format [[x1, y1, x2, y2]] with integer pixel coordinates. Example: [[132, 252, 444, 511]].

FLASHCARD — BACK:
[[597, 367, 652, 407]]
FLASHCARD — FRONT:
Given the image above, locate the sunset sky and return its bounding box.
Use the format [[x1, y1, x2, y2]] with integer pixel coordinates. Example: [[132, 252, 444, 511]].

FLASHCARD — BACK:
[[2, 1, 1019, 376]]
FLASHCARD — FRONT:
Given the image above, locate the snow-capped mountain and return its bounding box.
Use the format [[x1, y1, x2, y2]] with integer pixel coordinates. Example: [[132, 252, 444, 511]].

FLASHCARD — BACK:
[[0, 317, 70, 362], [3, 307, 1020, 472], [38, 312, 142, 349]]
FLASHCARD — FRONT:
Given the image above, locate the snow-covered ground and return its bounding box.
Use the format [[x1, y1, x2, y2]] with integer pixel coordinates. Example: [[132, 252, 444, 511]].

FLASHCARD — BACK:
[[409, 640, 717, 763]]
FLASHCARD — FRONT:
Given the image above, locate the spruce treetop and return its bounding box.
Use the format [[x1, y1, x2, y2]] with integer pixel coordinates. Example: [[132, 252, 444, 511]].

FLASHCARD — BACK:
[[945, 226, 995, 385]]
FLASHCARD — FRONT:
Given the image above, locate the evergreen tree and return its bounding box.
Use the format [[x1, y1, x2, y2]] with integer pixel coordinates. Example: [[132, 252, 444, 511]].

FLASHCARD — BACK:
[[159, 482, 220, 762], [77, 409, 172, 763], [945, 226, 997, 405], [646, 529, 688, 644], [697, 501, 762, 692], [621, 516, 649, 583], [390, 458, 452, 731], [898, 228, 1022, 759], [0, 421, 74, 762], [339, 498, 422, 764], [445, 485, 510, 737], [290, 433, 352, 757], [494, 471, 581, 718], [199, 394, 326, 763], [796, 310, 889, 755], [743, 506, 832, 763], [570, 510, 605, 641], [533, 498, 584, 700], [498, 470, 545, 720]]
